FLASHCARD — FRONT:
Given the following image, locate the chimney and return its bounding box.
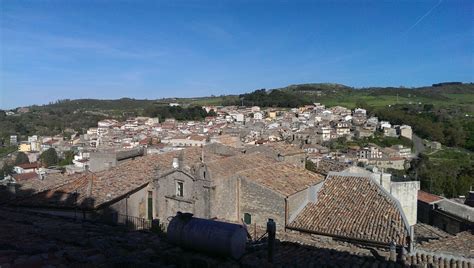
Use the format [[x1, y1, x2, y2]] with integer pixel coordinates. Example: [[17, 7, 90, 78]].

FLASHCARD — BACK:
[[172, 157, 179, 169], [86, 174, 93, 197]]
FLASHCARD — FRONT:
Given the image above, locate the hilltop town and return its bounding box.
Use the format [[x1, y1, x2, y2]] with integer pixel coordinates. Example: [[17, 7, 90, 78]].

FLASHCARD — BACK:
[[0, 102, 472, 267], [2, 103, 418, 176]]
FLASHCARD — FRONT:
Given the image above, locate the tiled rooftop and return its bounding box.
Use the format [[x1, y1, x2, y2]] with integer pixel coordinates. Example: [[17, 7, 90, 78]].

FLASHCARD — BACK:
[[238, 162, 325, 197], [206, 152, 277, 183], [417, 231, 474, 259], [264, 142, 305, 156], [17, 162, 39, 169], [0, 207, 185, 267], [414, 223, 451, 243], [0, 207, 403, 267], [417, 190, 443, 204], [12, 146, 231, 210], [314, 159, 350, 175], [12, 172, 39, 182], [288, 173, 408, 245]]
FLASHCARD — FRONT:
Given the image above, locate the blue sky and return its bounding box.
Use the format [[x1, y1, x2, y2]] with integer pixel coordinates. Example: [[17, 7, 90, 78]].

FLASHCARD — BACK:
[[0, 0, 472, 109]]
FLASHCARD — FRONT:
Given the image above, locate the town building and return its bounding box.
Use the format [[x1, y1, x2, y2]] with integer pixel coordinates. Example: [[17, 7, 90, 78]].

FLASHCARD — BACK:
[[418, 190, 474, 234]]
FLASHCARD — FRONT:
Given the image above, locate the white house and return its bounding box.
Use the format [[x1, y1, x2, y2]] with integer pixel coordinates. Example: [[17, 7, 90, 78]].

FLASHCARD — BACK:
[[251, 106, 261, 112], [254, 112, 263, 120]]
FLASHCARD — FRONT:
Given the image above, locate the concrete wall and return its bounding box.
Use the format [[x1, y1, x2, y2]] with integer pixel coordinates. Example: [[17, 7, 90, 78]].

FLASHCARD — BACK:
[[89, 152, 117, 172], [239, 177, 286, 230], [390, 181, 420, 226]]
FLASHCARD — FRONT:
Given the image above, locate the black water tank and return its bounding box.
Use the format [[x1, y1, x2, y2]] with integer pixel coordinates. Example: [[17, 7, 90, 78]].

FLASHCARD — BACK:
[[167, 212, 247, 259]]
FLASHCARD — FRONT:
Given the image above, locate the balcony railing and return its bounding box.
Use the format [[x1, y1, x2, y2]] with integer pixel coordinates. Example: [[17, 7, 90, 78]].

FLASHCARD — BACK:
[[115, 214, 152, 231]]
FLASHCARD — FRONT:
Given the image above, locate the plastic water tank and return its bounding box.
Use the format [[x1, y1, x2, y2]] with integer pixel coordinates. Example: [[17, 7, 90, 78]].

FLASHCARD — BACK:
[[167, 212, 247, 259]]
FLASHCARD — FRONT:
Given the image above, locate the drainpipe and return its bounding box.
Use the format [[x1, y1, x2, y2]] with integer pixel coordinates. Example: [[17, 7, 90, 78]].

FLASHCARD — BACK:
[[126, 195, 128, 218]]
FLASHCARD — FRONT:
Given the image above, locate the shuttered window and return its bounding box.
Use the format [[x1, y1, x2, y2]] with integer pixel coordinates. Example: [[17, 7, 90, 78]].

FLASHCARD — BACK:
[[244, 213, 251, 224]]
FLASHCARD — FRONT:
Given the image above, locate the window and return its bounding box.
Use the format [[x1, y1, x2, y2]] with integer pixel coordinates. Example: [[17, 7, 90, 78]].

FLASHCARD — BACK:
[[147, 191, 153, 220], [244, 213, 251, 224], [176, 181, 184, 197]]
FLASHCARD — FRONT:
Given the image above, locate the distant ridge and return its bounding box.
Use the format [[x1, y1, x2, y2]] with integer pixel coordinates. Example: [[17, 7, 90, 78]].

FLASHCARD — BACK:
[[2, 82, 472, 111], [277, 83, 352, 92]]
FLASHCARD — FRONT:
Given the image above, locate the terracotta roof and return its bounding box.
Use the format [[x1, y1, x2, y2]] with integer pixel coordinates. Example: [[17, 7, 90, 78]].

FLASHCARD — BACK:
[[207, 152, 324, 196], [418, 190, 443, 204], [206, 153, 277, 183], [288, 173, 409, 245], [418, 231, 474, 259], [16, 146, 229, 210], [17, 162, 39, 169], [238, 162, 325, 196], [265, 142, 305, 156], [314, 159, 350, 175], [18, 173, 94, 208], [414, 223, 451, 243], [12, 172, 38, 182]]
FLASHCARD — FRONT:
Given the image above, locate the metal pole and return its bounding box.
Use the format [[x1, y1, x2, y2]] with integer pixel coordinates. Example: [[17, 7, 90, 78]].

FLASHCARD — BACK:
[[267, 219, 276, 264]]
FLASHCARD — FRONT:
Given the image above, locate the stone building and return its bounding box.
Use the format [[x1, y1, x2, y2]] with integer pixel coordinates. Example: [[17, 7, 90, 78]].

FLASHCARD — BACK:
[[244, 142, 306, 168], [9, 144, 415, 248], [152, 152, 324, 230], [418, 190, 474, 234]]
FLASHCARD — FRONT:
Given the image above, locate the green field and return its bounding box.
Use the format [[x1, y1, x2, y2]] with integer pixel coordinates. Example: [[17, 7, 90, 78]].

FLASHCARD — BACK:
[[429, 147, 473, 164], [317, 92, 474, 109], [0, 146, 17, 158]]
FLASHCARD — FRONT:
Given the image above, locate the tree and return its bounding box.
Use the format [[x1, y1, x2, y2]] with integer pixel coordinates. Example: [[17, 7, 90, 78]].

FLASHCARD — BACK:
[[15, 152, 30, 165], [0, 162, 14, 179], [58, 150, 75, 166], [355, 99, 369, 110], [305, 160, 317, 173], [208, 109, 217, 117], [40, 148, 58, 167]]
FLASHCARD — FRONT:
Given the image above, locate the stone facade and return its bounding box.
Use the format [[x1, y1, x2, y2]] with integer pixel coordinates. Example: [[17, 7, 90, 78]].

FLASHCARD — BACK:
[[153, 169, 211, 223], [239, 177, 286, 229]]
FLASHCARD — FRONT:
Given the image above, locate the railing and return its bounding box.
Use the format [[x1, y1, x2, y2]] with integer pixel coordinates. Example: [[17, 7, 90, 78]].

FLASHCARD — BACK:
[[116, 214, 152, 231]]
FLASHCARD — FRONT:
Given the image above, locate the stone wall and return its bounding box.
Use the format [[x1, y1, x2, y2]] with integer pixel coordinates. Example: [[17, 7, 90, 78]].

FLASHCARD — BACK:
[[239, 177, 286, 230], [155, 171, 195, 222], [210, 175, 238, 221]]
